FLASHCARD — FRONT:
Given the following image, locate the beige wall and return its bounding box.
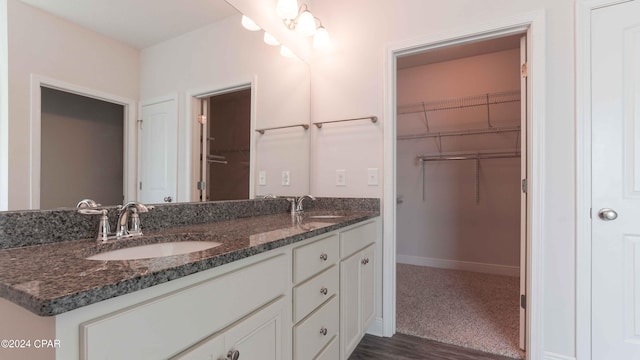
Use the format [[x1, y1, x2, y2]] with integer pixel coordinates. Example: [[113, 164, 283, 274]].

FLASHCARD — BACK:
[[0, 298, 55, 360], [5, 0, 139, 210]]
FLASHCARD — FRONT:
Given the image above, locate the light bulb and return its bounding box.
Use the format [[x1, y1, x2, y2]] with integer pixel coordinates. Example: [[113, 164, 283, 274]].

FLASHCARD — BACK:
[[276, 0, 298, 19], [241, 15, 261, 31], [313, 26, 330, 49], [296, 10, 316, 37], [263, 32, 280, 46], [280, 45, 295, 58]]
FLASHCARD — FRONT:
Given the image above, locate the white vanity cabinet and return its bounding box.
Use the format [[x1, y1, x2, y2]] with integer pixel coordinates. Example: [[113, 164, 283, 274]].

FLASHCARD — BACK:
[[339, 221, 377, 360], [291, 234, 340, 360]]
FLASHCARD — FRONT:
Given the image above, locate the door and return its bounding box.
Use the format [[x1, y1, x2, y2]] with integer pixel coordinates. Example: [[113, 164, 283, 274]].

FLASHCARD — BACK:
[[360, 245, 375, 331], [139, 98, 177, 204], [592, 1, 640, 358], [340, 251, 361, 358]]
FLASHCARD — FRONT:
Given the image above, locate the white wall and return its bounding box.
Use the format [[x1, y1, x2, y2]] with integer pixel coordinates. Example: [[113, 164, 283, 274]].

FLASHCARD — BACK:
[[309, 0, 575, 358], [5, 0, 139, 210], [396, 49, 521, 272], [140, 13, 311, 199], [0, 0, 8, 211]]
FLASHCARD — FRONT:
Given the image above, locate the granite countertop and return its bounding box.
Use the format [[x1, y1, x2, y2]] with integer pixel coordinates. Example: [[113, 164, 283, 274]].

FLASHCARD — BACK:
[[0, 210, 378, 317]]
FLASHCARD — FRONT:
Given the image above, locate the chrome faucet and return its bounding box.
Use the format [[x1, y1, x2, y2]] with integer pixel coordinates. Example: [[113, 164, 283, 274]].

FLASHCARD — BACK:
[[294, 195, 316, 213], [116, 201, 154, 239]]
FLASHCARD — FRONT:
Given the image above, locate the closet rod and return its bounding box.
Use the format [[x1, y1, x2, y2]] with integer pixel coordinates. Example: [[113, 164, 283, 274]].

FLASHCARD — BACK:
[[418, 151, 521, 162], [398, 126, 520, 141], [313, 116, 378, 128], [255, 123, 309, 134]]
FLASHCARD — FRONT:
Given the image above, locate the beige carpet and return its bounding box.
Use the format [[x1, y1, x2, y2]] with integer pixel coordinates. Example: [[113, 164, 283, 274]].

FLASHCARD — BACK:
[[396, 264, 524, 359]]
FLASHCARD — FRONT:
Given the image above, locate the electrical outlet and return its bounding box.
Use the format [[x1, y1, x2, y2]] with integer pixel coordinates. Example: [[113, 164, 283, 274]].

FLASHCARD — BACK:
[[258, 171, 266, 186], [336, 169, 346, 186], [367, 168, 379, 186], [281, 171, 290, 186]]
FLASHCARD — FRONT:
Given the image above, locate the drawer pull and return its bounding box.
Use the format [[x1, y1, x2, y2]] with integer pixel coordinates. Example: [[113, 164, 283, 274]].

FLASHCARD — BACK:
[[320, 287, 328, 295], [227, 350, 240, 360], [361, 258, 369, 265], [320, 253, 328, 261], [320, 327, 328, 336]]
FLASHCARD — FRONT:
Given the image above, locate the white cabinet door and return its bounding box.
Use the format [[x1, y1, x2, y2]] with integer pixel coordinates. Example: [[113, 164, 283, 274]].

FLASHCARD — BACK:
[[175, 297, 285, 360], [340, 251, 361, 359], [360, 245, 375, 331], [139, 98, 177, 204], [591, 1, 640, 359]]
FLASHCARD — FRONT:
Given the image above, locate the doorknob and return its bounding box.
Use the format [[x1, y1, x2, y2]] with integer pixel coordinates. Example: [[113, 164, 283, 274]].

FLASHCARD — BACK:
[[164, 196, 173, 203], [598, 208, 618, 221]]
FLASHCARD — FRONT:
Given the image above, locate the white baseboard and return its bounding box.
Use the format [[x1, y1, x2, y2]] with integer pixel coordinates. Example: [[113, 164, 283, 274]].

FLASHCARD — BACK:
[[543, 351, 576, 360], [365, 317, 384, 337], [397, 255, 520, 277]]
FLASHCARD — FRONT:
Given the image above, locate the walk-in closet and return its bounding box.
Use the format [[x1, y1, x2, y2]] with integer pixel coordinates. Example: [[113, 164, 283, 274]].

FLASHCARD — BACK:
[[395, 34, 526, 359]]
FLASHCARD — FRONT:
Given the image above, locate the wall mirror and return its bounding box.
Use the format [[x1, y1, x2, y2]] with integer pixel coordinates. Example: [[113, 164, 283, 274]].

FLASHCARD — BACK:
[[3, 0, 311, 211]]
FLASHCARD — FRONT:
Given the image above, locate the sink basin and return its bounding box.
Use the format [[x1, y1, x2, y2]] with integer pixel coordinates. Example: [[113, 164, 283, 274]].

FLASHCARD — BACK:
[[307, 215, 345, 219], [86, 241, 222, 261]]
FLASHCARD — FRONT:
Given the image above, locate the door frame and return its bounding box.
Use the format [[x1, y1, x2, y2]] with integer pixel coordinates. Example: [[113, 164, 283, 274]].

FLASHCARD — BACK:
[[575, 1, 633, 359], [185, 77, 257, 202], [29, 74, 137, 208], [383, 10, 546, 359]]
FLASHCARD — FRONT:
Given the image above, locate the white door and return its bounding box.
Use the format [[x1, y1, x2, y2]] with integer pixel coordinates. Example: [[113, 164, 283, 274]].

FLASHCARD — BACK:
[[139, 99, 177, 204], [592, 1, 640, 359]]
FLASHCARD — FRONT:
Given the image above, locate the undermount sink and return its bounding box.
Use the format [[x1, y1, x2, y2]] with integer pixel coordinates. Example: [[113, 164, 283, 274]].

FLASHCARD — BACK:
[[307, 215, 345, 219], [86, 241, 222, 261]]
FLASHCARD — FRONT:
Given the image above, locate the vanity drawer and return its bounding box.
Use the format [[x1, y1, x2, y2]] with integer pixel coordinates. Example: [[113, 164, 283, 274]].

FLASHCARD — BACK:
[[293, 295, 339, 360], [314, 335, 339, 360], [293, 265, 338, 323], [293, 234, 339, 283], [340, 220, 376, 258]]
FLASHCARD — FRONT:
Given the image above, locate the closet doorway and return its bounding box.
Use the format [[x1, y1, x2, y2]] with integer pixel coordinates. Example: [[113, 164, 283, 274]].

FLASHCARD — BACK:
[[394, 34, 527, 359], [196, 87, 252, 201]]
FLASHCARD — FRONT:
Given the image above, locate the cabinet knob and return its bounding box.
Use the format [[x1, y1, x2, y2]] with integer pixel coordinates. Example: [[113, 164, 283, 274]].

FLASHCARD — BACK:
[[227, 350, 240, 360], [319, 253, 328, 261], [361, 258, 369, 265], [320, 287, 328, 295], [319, 327, 328, 336]]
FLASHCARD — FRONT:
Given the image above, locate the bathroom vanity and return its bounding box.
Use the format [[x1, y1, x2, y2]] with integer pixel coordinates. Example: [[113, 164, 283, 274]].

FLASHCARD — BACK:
[[0, 198, 380, 360]]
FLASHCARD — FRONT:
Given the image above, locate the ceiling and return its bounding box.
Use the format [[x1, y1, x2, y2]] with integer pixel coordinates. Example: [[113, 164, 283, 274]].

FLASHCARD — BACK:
[[19, 0, 239, 49], [397, 34, 522, 70]]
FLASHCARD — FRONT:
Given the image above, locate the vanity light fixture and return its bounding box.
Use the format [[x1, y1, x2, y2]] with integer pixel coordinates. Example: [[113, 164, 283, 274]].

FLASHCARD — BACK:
[[279, 3, 330, 50], [263, 32, 280, 46], [241, 15, 261, 31]]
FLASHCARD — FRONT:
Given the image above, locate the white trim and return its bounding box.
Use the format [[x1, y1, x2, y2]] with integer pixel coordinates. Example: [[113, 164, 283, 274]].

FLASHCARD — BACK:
[[366, 317, 384, 337], [383, 10, 546, 360], [185, 77, 257, 201], [575, 1, 633, 359], [29, 74, 137, 209], [543, 351, 577, 360], [0, 2, 7, 211], [397, 255, 520, 277]]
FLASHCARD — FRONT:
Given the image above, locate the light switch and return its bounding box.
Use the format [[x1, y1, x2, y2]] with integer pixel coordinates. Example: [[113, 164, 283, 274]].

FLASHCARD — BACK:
[[367, 168, 379, 186], [281, 171, 290, 186], [258, 171, 266, 186], [336, 169, 346, 186]]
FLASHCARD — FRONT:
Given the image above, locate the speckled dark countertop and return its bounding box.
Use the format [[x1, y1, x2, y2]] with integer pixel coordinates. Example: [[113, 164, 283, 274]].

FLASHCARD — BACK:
[[0, 210, 378, 316]]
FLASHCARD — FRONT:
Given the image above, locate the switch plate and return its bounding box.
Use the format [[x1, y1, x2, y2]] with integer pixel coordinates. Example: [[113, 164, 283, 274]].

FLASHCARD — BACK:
[[281, 171, 290, 186], [336, 169, 346, 186], [258, 171, 266, 186], [367, 168, 379, 186]]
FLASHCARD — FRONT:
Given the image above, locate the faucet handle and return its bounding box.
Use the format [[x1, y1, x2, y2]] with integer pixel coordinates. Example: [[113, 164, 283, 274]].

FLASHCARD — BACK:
[[78, 208, 111, 242]]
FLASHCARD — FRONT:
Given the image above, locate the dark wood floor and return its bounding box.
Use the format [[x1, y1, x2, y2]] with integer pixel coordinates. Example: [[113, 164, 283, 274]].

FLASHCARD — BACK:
[[349, 333, 521, 360]]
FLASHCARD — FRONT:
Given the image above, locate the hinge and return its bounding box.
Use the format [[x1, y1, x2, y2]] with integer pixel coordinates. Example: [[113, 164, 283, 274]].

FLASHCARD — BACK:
[[139, 181, 142, 190], [197, 181, 206, 191], [521, 179, 528, 194], [521, 63, 528, 78], [589, 208, 592, 219], [520, 294, 526, 309], [137, 119, 143, 129]]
